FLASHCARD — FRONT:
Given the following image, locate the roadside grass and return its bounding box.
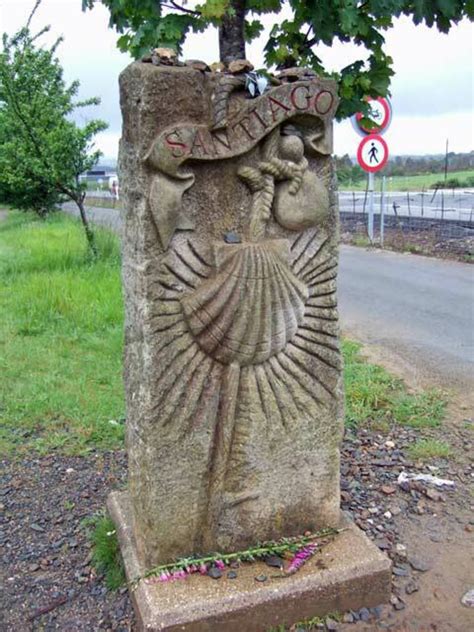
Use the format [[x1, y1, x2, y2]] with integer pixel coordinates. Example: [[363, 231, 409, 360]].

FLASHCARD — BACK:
[[341, 169, 474, 192], [343, 340, 446, 430], [0, 211, 124, 455], [407, 438, 451, 461], [0, 211, 446, 457], [89, 514, 126, 590]]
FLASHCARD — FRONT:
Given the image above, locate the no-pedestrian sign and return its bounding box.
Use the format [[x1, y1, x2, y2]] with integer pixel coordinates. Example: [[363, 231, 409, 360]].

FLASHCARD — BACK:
[[352, 97, 392, 136], [357, 134, 389, 173]]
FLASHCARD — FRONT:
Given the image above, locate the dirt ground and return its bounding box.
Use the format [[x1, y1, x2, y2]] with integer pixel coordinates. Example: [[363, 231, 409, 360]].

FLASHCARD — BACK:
[[340, 228, 473, 264]]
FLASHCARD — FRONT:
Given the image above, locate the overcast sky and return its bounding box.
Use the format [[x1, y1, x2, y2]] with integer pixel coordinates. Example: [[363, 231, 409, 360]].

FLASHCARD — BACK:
[[1, 0, 473, 160]]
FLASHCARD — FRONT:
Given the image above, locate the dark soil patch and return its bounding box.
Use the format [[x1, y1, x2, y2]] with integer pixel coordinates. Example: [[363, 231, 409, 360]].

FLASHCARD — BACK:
[[0, 452, 133, 631]]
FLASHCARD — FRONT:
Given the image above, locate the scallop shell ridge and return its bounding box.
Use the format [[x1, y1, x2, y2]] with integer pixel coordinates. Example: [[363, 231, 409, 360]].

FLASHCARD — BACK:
[[181, 240, 308, 365]]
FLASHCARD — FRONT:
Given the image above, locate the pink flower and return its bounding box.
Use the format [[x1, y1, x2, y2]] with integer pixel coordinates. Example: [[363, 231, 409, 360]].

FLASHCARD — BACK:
[[215, 560, 226, 570], [285, 543, 318, 575], [199, 563, 208, 575]]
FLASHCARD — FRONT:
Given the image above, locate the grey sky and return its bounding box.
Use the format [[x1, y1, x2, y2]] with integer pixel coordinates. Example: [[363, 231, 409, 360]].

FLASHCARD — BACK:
[[1, 0, 473, 158]]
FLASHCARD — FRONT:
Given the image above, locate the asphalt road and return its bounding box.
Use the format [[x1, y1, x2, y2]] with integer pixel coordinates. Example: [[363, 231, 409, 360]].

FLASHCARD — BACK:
[[65, 204, 474, 392], [338, 245, 474, 393]]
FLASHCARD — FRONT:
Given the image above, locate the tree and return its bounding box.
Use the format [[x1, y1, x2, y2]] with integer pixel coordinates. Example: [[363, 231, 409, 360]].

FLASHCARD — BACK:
[[0, 8, 107, 255], [83, 0, 473, 119]]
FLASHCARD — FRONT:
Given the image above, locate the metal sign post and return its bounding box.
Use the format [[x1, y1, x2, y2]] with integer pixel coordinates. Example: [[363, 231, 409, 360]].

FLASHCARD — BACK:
[[368, 172, 375, 242], [380, 175, 386, 246]]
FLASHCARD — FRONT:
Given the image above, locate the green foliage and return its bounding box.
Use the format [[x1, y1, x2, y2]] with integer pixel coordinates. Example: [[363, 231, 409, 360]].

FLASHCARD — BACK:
[[83, 0, 473, 118], [343, 340, 447, 429], [408, 438, 451, 460], [90, 515, 126, 590], [0, 212, 124, 456], [0, 15, 107, 252]]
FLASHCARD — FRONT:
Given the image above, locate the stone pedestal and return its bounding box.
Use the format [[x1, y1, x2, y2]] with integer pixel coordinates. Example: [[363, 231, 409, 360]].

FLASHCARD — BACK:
[[109, 491, 392, 631]]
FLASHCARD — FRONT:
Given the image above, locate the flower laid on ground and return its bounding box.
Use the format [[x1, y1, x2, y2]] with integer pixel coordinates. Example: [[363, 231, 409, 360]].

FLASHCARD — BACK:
[[284, 542, 319, 575], [140, 527, 340, 586]]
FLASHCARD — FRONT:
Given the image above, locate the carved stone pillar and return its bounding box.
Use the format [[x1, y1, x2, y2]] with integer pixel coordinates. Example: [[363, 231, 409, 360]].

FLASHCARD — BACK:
[[119, 63, 344, 567]]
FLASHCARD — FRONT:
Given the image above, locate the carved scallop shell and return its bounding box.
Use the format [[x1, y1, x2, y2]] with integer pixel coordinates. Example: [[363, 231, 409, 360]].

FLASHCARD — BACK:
[[181, 240, 308, 366]]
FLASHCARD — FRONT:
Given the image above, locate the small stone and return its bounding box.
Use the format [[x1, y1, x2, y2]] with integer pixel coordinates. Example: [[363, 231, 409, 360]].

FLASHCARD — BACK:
[[65, 467, 75, 474], [151, 47, 178, 66], [325, 618, 339, 631], [254, 574, 267, 582], [393, 565, 410, 577], [30, 523, 45, 533], [405, 580, 419, 595], [385, 440, 395, 448], [210, 62, 225, 72], [264, 554, 283, 569], [227, 570, 237, 579], [383, 511, 392, 519], [153, 47, 177, 60], [394, 601, 406, 611], [389, 504, 402, 516], [342, 612, 354, 623], [224, 231, 241, 244], [370, 605, 383, 618], [409, 557, 431, 572], [185, 59, 210, 72], [381, 485, 396, 495], [358, 607, 370, 621], [29, 563, 40, 572], [395, 543, 407, 557], [461, 588, 474, 608], [207, 566, 222, 580], [228, 59, 254, 74], [425, 488, 443, 501]]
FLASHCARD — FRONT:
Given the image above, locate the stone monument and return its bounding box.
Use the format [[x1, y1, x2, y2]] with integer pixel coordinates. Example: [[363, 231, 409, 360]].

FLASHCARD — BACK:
[[109, 58, 391, 631]]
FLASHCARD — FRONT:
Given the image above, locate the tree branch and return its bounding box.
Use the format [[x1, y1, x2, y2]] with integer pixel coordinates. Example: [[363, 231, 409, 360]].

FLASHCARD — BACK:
[[162, 1, 201, 16]]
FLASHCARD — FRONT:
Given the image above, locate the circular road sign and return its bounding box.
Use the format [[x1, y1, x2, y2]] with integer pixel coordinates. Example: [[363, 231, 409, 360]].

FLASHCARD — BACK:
[[357, 134, 389, 173], [352, 97, 392, 136]]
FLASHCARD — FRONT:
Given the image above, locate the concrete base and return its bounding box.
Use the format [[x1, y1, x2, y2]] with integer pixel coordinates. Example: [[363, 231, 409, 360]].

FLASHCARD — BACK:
[[108, 491, 391, 632]]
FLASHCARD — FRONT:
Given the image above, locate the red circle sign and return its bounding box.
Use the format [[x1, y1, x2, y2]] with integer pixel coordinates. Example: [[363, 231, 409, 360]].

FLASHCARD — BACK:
[[357, 134, 389, 173], [354, 97, 392, 135]]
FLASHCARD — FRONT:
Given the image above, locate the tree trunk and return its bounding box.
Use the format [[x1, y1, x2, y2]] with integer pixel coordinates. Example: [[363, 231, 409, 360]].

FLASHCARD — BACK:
[[74, 196, 98, 258], [219, 0, 246, 63]]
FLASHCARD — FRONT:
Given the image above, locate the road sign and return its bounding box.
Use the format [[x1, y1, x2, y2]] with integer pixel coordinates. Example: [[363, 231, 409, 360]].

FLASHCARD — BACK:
[[352, 97, 392, 136], [357, 134, 389, 173]]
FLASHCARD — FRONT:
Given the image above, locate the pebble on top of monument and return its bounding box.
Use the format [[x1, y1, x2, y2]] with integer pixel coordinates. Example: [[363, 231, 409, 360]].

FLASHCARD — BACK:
[[119, 58, 344, 568]]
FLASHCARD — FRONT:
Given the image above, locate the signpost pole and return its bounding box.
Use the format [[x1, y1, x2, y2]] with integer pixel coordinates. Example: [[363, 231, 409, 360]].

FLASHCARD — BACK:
[[368, 171, 375, 242], [380, 175, 386, 247]]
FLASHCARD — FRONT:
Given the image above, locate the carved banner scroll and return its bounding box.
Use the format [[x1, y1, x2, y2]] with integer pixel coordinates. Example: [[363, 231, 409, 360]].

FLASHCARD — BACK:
[[120, 63, 344, 567], [146, 79, 339, 177]]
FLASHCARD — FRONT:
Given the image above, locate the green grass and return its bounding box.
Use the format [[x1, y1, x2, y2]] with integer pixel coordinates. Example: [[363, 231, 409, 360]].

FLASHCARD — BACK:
[[343, 340, 446, 430], [342, 169, 474, 192], [0, 212, 446, 457], [0, 211, 125, 455], [407, 438, 451, 461], [90, 514, 126, 590]]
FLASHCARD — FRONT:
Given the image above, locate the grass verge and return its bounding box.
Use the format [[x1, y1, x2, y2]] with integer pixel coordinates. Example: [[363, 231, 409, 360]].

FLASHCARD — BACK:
[[0, 211, 446, 457], [89, 515, 126, 590], [343, 340, 446, 430], [0, 211, 124, 455], [407, 439, 451, 461], [341, 169, 474, 192]]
